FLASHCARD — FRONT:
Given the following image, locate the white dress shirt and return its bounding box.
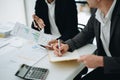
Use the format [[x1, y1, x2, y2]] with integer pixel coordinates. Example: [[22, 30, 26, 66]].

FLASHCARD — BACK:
[[95, 0, 116, 57], [45, 0, 61, 37]]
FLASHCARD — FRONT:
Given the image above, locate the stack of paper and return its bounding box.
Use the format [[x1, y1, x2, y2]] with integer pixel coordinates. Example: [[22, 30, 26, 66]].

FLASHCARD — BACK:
[[0, 22, 14, 38], [0, 26, 11, 38]]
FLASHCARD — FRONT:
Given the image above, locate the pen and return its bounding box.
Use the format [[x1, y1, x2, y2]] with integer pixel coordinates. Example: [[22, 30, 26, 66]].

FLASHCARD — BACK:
[[39, 44, 46, 48], [58, 39, 62, 55], [34, 20, 41, 31], [39, 44, 53, 50]]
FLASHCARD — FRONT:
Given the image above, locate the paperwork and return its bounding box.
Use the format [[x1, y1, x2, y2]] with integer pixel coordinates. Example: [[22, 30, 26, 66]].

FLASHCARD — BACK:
[[0, 36, 48, 80], [10, 42, 48, 65], [0, 38, 10, 48], [8, 37, 48, 65], [11, 22, 40, 42], [0, 26, 11, 37], [48, 44, 96, 62], [0, 22, 14, 38], [0, 22, 57, 65], [11, 22, 57, 45]]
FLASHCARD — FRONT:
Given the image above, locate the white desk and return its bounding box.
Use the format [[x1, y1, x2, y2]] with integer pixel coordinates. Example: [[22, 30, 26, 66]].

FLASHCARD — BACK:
[[34, 55, 85, 80], [0, 37, 96, 80]]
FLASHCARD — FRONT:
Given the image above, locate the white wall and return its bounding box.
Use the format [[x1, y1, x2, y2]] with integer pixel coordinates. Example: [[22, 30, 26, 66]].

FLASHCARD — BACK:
[[0, 0, 90, 27], [24, 0, 36, 27], [0, 0, 26, 24]]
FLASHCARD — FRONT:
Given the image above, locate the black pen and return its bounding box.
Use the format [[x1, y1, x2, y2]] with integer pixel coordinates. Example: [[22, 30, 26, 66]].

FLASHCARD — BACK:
[[39, 44, 46, 48]]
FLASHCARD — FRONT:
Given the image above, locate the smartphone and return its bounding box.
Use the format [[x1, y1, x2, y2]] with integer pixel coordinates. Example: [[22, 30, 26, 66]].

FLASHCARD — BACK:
[[15, 64, 49, 80]]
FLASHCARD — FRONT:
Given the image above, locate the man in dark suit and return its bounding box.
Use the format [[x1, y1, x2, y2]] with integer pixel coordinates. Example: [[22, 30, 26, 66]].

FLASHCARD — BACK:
[[53, 0, 120, 80], [32, 0, 79, 43]]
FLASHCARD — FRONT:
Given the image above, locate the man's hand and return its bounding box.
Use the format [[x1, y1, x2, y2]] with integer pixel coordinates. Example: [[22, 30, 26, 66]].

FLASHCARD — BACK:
[[43, 39, 58, 50], [48, 39, 58, 46], [77, 54, 104, 68], [53, 43, 69, 57], [32, 14, 45, 29]]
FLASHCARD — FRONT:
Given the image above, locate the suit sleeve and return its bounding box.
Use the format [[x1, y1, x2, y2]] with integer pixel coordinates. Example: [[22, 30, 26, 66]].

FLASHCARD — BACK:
[[104, 57, 120, 74], [65, 15, 95, 51]]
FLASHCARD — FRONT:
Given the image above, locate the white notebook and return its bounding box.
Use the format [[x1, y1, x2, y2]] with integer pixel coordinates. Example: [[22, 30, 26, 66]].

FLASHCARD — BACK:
[[48, 44, 96, 62]]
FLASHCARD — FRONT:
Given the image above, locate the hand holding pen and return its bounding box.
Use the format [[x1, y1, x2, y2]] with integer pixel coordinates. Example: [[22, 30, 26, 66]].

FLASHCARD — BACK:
[[32, 14, 45, 30], [53, 40, 69, 57], [39, 39, 69, 57]]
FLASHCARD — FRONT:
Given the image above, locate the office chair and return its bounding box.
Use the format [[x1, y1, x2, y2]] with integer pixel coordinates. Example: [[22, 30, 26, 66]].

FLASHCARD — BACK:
[[78, 23, 86, 31]]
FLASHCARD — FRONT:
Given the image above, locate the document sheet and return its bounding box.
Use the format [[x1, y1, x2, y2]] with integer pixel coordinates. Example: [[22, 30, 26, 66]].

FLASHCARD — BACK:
[[11, 22, 57, 45]]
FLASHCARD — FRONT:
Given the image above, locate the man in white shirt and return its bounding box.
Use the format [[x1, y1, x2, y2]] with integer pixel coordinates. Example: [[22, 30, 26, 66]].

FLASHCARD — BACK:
[[53, 0, 120, 80]]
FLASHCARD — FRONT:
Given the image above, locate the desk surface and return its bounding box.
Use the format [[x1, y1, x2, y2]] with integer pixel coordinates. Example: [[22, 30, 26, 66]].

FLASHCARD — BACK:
[[34, 55, 85, 80], [0, 37, 96, 80]]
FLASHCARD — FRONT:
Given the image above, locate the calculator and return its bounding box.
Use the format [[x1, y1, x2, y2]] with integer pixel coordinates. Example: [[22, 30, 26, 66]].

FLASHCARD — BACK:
[[15, 64, 49, 80]]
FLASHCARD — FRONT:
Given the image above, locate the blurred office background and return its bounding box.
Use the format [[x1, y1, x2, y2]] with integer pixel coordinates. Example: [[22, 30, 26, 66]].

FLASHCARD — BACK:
[[0, 0, 90, 27]]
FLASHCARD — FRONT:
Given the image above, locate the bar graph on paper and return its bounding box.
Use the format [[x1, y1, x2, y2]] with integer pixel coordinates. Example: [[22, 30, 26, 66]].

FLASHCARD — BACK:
[[11, 22, 57, 44]]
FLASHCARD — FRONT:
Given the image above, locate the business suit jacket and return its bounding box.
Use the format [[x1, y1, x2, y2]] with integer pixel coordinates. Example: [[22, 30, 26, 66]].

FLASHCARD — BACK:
[[66, 0, 120, 75], [32, 0, 79, 41]]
